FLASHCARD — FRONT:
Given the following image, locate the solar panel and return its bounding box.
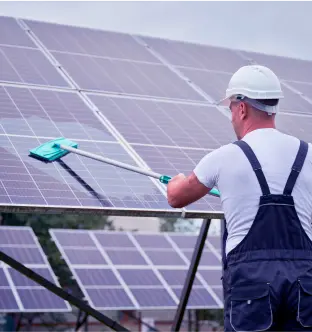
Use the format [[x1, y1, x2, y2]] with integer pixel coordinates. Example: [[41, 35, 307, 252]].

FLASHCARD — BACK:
[[50, 229, 223, 310], [0, 46, 70, 88], [0, 16, 36, 48], [0, 85, 172, 213], [0, 226, 71, 312], [241, 50, 312, 84], [276, 113, 312, 142], [88, 94, 235, 149], [141, 37, 247, 73]]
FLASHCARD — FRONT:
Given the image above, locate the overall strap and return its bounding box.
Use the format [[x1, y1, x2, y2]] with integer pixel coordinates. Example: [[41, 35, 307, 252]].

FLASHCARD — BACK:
[[283, 140, 309, 195], [233, 140, 271, 196]]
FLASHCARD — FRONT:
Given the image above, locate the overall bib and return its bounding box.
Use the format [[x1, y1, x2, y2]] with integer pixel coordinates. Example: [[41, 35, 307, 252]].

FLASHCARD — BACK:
[[222, 139, 312, 331]]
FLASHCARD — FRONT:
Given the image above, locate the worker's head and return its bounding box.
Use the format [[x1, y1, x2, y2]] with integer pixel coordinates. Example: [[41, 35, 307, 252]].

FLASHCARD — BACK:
[[219, 65, 284, 140]]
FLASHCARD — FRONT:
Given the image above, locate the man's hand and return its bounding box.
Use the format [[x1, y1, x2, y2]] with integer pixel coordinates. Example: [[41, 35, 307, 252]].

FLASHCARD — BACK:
[[167, 172, 210, 208]]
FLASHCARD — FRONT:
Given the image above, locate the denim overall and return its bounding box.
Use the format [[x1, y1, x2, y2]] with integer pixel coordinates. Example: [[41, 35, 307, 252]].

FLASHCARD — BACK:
[[222, 139, 312, 331]]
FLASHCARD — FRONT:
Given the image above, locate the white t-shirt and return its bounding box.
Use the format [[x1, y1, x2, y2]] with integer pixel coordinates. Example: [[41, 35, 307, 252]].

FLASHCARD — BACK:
[[193, 128, 312, 255]]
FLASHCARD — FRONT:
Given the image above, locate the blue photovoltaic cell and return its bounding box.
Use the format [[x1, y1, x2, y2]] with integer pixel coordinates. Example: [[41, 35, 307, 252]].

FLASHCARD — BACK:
[[24, 19, 161, 63], [51, 231, 95, 247], [158, 269, 203, 286], [276, 113, 312, 143], [207, 236, 221, 250], [0, 247, 45, 265], [105, 249, 148, 265], [173, 287, 219, 307], [144, 250, 187, 266], [199, 270, 222, 287], [74, 268, 120, 286], [0, 135, 170, 210], [118, 269, 162, 286], [50, 52, 205, 101], [94, 233, 135, 248], [9, 268, 56, 286], [0, 228, 36, 245], [240, 50, 312, 84], [86, 288, 135, 309], [132, 234, 173, 249], [88, 94, 235, 149], [141, 36, 247, 73], [62, 248, 107, 265], [51, 229, 224, 310], [130, 288, 176, 308], [169, 235, 198, 249], [130, 145, 222, 211], [0, 227, 70, 312], [0, 17, 36, 48], [0, 289, 19, 310], [182, 250, 221, 266], [0, 46, 70, 88], [211, 287, 223, 300], [0, 87, 114, 141], [17, 288, 69, 310]]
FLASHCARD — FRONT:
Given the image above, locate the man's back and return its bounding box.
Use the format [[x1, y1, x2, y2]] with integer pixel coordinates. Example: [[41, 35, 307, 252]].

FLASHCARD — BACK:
[[194, 128, 312, 255]]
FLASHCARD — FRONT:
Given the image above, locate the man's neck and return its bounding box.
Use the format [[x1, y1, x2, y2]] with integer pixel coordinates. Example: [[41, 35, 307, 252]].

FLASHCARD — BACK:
[[243, 123, 276, 137]]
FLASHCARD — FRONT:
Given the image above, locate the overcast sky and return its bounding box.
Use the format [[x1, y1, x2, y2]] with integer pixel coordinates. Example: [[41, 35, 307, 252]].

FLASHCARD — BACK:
[[1, 1, 312, 61]]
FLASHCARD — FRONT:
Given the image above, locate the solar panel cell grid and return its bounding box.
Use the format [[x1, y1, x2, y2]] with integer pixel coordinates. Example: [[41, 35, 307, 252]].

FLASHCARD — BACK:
[[141, 37, 247, 73], [0, 46, 70, 88], [0, 87, 115, 141], [241, 50, 312, 84], [51, 52, 205, 101], [24, 19, 161, 63], [0, 135, 170, 210], [0, 17, 36, 48], [89, 94, 235, 149], [51, 230, 223, 310], [0, 227, 70, 312], [276, 114, 312, 142]]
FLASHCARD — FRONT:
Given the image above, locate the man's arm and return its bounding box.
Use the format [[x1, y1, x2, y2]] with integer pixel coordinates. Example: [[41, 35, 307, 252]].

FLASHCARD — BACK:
[[166, 147, 223, 208], [167, 172, 211, 208]]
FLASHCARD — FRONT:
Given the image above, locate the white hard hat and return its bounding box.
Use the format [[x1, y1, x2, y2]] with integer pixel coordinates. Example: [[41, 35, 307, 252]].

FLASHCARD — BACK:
[[218, 65, 284, 114]]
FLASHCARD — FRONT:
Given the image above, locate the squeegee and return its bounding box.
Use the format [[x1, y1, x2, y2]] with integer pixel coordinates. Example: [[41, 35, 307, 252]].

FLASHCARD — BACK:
[[29, 138, 220, 197]]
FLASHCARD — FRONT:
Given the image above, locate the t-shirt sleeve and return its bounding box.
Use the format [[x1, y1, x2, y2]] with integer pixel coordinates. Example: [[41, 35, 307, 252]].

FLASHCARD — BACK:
[[193, 146, 226, 189]]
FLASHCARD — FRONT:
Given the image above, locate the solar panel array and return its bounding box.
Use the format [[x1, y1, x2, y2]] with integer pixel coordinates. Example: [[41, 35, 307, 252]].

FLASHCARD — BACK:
[[50, 229, 223, 310], [1, 15, 312, 217], [0, 226, 71, 312]]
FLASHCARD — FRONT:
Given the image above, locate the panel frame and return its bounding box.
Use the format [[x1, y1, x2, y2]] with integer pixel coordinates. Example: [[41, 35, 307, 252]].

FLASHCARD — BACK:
[[0, 226, 71, 312]]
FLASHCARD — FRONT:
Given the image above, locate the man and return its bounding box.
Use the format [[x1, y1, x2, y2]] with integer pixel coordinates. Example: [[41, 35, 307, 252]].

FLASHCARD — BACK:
[[167, 65, 312, 331]]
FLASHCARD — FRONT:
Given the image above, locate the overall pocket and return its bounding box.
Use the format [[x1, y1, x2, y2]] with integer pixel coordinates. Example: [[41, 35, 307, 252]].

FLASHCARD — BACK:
[[230, 282, 273, 331], [297, 278, 312, 327]]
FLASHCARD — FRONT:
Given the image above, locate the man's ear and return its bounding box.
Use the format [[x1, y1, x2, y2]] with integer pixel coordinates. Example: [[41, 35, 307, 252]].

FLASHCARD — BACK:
[[239, 102, 248, 120]]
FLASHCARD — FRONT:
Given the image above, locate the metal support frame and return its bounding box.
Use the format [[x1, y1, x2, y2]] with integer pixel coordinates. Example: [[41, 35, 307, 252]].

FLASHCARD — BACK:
[[0, 251, 129, 332], [171, 219, 211, 332], [75, 309, 89, 331]]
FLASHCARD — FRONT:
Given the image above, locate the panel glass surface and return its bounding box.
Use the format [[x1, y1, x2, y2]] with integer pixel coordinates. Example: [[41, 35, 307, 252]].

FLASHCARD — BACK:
[[88, 94, 235, 149], [241, 50, 312, 84], [51, 229, 224, 310], [172, 287, 219, 308], [0, 46, 70, 88], [0, 87, 114, 141], [276, 114, 312, 142], [51, 52, 205, 101], [130, 145, 222, 211], [24, 19, 160, 63], [0, 135, 170, 210], [142, 37, 247, 73], [0, 16, 36, 48], [0, 226, 70, 312]]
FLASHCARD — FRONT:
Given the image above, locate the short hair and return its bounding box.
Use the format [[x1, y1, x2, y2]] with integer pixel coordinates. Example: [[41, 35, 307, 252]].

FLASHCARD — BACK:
[[255, 99, 279, 106]]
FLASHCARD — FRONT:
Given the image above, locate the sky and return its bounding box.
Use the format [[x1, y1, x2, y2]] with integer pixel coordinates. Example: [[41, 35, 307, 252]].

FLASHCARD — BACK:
[[1, 1, 312, 61]]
